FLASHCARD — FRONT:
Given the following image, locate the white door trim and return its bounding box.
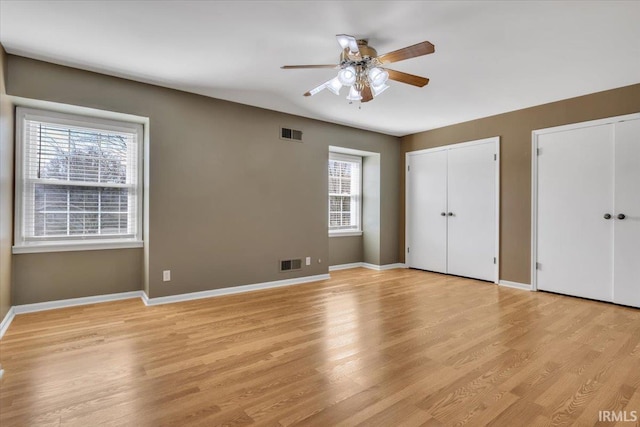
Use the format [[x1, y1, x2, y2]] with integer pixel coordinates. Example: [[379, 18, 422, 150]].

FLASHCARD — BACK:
[[406, 136, 500, 283], [530, 112, 640, 292]]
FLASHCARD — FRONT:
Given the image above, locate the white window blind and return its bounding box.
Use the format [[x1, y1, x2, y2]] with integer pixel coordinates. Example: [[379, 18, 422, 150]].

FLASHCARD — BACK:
[[329, 152, 361, 232], [15, 108, 143, 250]]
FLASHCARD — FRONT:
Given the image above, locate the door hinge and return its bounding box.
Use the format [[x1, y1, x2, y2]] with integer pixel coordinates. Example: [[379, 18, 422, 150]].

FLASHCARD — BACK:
[[408, 165, 410, 172], [407, 247, 410, 253], [493, 257, 496, 264], [494, 154, 497, 161], [536, 262, 541, 270], [537, 148, 542, 156]]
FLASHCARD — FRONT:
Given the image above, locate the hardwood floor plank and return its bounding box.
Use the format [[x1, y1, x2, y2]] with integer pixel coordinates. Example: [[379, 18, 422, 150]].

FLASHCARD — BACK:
[[1, 268, 639, 426]]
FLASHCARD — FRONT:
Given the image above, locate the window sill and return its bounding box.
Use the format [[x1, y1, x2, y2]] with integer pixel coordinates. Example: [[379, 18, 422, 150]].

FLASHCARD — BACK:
[[12, 240, 143, 254], [329, 231, 363, 237]]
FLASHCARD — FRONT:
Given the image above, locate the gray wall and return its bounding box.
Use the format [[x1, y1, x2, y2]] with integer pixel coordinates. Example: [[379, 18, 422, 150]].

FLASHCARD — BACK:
[[6, 55, 400, 303], [0, 46, 13, 319]]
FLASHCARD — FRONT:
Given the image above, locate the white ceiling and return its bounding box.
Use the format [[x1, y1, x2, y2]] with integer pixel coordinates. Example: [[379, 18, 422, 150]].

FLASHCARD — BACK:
[[1, 1, 639, 137]]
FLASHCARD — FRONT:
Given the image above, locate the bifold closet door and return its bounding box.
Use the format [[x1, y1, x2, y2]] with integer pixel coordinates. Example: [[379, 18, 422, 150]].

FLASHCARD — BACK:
[[536, 124, 614, 301], [447, 143, 497, 282], [406, 150, 447, 273], [613, 118, 640, 307]]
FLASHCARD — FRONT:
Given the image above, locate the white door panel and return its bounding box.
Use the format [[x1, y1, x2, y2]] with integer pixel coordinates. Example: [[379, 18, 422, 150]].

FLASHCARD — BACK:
[[613, 119, 640, 308], [407, 150, 448, 273], [447, 143, 496, 281], [537, 124, 614, 302]]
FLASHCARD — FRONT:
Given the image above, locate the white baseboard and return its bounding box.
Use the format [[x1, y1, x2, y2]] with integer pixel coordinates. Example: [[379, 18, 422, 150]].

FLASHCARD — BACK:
[[329, 263, 364, 271], [0, 307, 15, 339], [4, 267, 419, 337], [498, 280, 532, 291], [363, 262, 407, 271], [13, 291, 145, 315], [330, 262, 407, 272], [143, 273, 331, 306]]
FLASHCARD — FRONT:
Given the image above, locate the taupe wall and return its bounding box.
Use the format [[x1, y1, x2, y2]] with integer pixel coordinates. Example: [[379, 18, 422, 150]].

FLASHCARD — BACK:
[[400, 84, 640, 284], [6, 55, 399, 303], [362, 155, 381, 265], [328, 236, 363, 266], [0, 46, 13, 319], [13, 250, 142, 303]]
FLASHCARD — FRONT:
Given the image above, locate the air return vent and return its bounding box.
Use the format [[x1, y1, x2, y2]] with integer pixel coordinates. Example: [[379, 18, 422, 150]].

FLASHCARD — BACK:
[[280, 259, 302, 272], [280, 127, 303, 142]]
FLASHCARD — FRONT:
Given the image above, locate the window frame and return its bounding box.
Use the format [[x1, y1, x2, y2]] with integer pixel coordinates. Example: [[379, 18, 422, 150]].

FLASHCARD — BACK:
[[328, 152, 363, 237], [13, 107, 144, 254]]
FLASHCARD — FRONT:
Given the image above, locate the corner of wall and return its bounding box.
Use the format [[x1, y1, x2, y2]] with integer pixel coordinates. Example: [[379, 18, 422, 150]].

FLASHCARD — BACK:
[[0, 44, 15, 320], [362, 154, 381, 265], [142, 118, 150, 297]]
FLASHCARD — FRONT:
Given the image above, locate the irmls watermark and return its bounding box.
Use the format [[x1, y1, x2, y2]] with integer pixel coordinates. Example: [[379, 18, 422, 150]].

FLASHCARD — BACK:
[[598, 410, 638, 422]]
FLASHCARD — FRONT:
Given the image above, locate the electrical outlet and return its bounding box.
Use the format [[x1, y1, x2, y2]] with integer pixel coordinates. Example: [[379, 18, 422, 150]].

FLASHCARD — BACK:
[[318, 258, 322, 264], [306, 257, 311, 266], [163, 270, 171, 282]]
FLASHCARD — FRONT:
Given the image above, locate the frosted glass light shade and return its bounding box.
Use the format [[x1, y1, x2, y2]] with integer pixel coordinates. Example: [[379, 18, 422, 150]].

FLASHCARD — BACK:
[[336, 35, 359, 54], [307, 83, 326, 96], [338, 66, 357, 86], [371, 83, 390, 97], [346, 85, 362, 101], [326, 76, 342, 95], [368, 67, 389, 86]]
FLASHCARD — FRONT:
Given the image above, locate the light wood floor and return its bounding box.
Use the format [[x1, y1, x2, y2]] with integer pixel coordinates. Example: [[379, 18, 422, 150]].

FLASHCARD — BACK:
[[1, 268, 639, 426]]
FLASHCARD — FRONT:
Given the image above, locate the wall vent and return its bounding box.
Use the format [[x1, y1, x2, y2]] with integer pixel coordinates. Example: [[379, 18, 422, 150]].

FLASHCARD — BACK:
[[280, 259, 302, 272], [280, 127, 303, 142]]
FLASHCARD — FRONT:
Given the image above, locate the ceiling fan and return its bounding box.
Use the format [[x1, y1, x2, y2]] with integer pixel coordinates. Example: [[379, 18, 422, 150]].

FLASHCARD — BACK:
[[281, 34, 435, 103]]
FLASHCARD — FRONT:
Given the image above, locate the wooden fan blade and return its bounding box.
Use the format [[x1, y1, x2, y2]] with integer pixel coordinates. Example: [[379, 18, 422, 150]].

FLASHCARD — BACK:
[[304, 80, 330, 97], [377, 41, 435, 64], [384, 69, 430, 87], [361, 86, 373, 103], [281, 65, 339, 69]]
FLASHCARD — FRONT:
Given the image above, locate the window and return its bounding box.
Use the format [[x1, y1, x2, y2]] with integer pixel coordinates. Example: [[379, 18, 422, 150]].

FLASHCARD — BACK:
[[329, 152, 362, 235], [14, 108, 143, 253]]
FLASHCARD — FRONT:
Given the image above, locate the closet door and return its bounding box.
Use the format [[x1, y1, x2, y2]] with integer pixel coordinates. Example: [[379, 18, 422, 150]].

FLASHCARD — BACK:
[[613, 119, 640, 308], [536, 124, 614, 302], [447, 142, 497, 281], [407, 150, 448, 273]]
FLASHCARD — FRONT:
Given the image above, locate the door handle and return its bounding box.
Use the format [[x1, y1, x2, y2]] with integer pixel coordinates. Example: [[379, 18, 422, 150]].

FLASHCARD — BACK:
[[617, 213, 626, 220], [448, 212, 454, 216], [604, 213, 611, 220], [440, 212, 446, 216]]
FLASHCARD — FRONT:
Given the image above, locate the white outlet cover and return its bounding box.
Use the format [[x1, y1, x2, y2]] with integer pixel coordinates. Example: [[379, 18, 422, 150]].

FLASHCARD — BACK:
[[163, 270, 171, 281], [306, 257, 311, 266]]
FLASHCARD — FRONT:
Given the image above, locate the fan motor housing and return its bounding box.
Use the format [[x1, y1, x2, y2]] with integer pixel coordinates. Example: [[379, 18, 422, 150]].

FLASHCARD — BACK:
[[356, 40, 378, 58], [341, 39, 378, 63]]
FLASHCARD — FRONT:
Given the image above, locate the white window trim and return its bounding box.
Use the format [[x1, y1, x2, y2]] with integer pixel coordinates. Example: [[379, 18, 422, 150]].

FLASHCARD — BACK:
[[328, 152, 362, 236], [329, 231, 363, 237], [13, 107, 144, 254]]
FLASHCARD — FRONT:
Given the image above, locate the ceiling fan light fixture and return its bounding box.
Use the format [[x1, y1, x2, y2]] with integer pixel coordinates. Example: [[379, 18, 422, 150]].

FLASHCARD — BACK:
[[336, 34, 359, 54], [368, 67, 389, 86], [285, 35, 434, 103], [326, 76, 342, 95], [371, 83, 390, 97], [307, 82, 327, 96], [336, 35, 349, 50], [346, 85, 362, 101], [338, 66, 357, 86]]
